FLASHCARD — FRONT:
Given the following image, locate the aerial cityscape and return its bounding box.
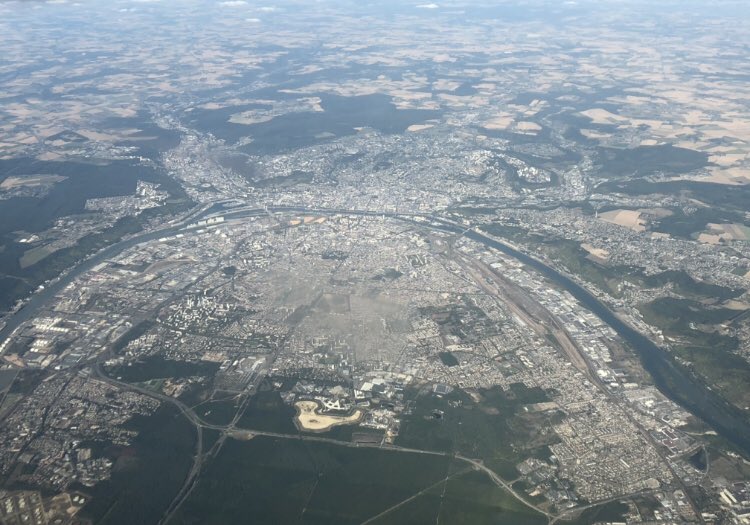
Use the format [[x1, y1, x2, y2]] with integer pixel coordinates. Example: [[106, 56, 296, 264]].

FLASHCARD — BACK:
[[1, 0, 749, 524]]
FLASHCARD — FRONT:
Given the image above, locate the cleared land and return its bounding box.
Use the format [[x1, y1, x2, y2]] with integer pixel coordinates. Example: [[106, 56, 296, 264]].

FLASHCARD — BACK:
[[0, 174, 66, 189], [599, 209, 646, 232], [294, 400, 363, 432]]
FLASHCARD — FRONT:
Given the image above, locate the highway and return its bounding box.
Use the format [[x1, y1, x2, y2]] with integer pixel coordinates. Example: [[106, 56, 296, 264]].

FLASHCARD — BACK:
[[2, 203, 749, 522], [92, 360, 553, 523]]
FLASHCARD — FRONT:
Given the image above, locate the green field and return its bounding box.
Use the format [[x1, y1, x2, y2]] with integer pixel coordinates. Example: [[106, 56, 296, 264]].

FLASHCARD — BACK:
[[236, 388, 298, 433], [170, 436, 449, 525], [19, 244, 54, 269], [558, 500, 629, 525], [396, 384, 560, 480], [110, 356, 220, 383], [168, 434, 547, 525], [369, 468, 548, 525], [436, 470, 547, 525]]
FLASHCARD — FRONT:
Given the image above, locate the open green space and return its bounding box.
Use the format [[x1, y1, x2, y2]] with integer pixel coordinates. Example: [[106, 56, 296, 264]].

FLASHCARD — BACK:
[[639, 297, 739, 334], [597, 179, 750, 216], [189, 93, 442, 155], [480, 221, 539, 244], [651, 207, 746, 239], [169, 435, 451, 525], [371, 468, 548, 525], [596, 144, 709, 178], [110, 355, 220, 383], [438, 351, 459, 367], [543, 240, 631, 297], [558, 500, 629, 525], [367, 491, 443, 525], [639, 270, 743, 301], [169, 434, 547, 525], [81, 406, 196, 525], [19, 244, 54, 269], [676, 345, 750, 412], [437, 470, 547, 525], [396, 384, 560, 480], [197, 397, 241, 427], [202, 428, 223, 453]]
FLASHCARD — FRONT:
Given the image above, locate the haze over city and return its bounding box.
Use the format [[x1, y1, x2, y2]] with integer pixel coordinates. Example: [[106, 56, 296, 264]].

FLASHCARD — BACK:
[[1, 1, 750, 524]]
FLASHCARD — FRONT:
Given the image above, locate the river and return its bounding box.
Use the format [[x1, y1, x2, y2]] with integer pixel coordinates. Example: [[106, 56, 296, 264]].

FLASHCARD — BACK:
[[2, 205, 749, 458]]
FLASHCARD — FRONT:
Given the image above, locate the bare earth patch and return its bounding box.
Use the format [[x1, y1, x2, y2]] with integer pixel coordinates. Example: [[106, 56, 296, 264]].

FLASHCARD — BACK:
[[0, 174, 66, 190], [294, 400, 363, 433], [599, 209, 646, 232]]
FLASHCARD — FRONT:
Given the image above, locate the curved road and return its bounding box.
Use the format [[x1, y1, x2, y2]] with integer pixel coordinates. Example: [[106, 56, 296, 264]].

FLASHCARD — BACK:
[[252, 205, 750, 458], [92, 361, 552, 523], [2, 205, 749, 456]]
